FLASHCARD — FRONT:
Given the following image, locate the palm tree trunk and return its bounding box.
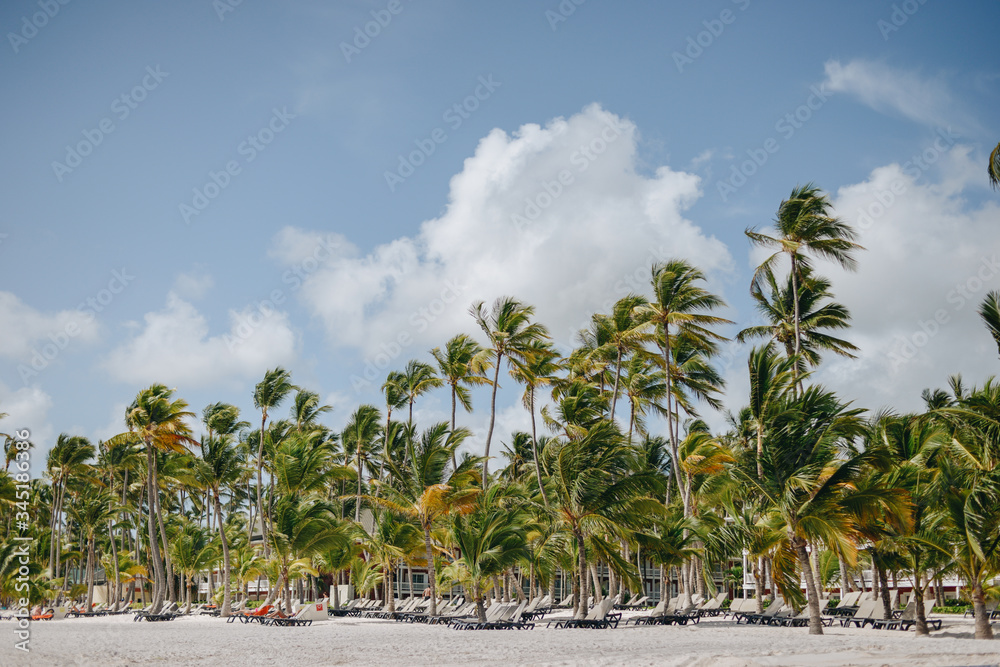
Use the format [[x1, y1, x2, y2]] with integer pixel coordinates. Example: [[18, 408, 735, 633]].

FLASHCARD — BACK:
[[838, 553, 850, 597], [913, 572, 928, 636], [424, 526, 437, 616], [152, 457, 176, 603], [474, 584, 486, 623], [877, 560, 892, 620], [753, 558, 764, 613], [256, 411, 269, 558], [108, 520, 121, 611], [449, 388, 458, 470], [482, 354, 504, 485], [790, 253, 803, 395], [756, 429, 764, 480], [355, 442, 363, 523], [85, 536, 95, 611], [214, 494, 233, 617], [575, 530, 588, 620], [972, 578, 994, 640], [609, 348, 623, 422], [144, 445, 166, 614], [528, 388, 549, 507], [792, 534, 823, 635]]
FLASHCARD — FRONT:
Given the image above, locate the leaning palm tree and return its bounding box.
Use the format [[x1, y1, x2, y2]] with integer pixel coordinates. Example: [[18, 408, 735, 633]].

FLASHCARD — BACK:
[[978, 291, 1000, 359], [745, 343, 797, 480], [370, 422, 480, 616], [470, 297, 550, 483], [251, 368, 296, 556], [746, 184, 862, 383], [590, 295, 652, 422], [106, 385, 198, 614], [509, 339, 560, 506], [45, 434, 95, 585]]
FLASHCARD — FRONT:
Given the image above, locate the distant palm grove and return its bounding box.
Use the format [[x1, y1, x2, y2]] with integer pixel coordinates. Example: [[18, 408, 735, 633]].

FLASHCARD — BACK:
[[4, 184, 1000, 638]]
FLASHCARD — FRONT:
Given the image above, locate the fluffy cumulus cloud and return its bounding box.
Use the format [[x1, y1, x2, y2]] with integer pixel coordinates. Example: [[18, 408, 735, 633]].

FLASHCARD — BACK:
[[281, 104, 732, 371], [103, 291, 298, 389], [822, 59, 979, 134], [812, 145, 999, 413], [0, 292, 101, 362], [0, 381, 55, 474]]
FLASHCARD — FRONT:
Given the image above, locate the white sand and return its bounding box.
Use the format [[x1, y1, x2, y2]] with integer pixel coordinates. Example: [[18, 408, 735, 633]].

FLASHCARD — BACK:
[[2, 611, 998, 666]]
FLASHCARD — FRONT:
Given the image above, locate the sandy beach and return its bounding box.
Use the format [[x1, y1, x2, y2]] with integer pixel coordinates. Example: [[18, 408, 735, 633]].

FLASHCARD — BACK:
[[3, 612, 998, 667]]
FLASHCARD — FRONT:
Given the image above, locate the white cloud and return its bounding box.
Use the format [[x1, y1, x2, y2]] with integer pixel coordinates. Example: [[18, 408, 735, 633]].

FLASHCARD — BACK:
[[812, 145, 1000, 413], [0, 381, 55, 474], [282, 104, 732, 366], [822, 59, 979, 134], [103, 292, 299, 390], [0, 292, 100, 361]]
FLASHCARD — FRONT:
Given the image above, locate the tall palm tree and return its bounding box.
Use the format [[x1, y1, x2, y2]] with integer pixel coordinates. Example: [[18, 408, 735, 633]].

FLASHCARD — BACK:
[[590, 295, 652, 422], [107, 385, 198, 614], [737, 266, 858, 371], [200, 433, 245, 616], [746, 184, 862, 381], [620, 355, 667, 446], [470, 297, 550, 483], [170, 520, 217, 613], [745, 343, 797, 479], [45, 434, 95, 585], [401, 360, 443, 425], [509, 339, 560, 506], [636, 259, 731, 516], [978, 291, 1000, 359], [431, 334, 490, 466], [290, 390, 332, 431], [370, 422, 480, 615], [365, 510, 423, 612], [342, 405, 382, 522], [252, 367, 297, 556]]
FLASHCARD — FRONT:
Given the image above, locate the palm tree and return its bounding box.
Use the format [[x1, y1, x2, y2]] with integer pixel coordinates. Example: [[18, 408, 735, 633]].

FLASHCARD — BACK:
[[431, 334, 490, 466], [199, 433, 244, 616], [620, 355, 667, 446], [366, 511, 423, 612], [545, 420, 665, 618], [342, 405, 382, 522], [65, 488, 116, 611], [45, 434, 95, 586], [509, 340, 560, 506], [170, 521, 217, 613], [400, 360, 443, 425], [470, 297, 550, 483], [317, 538, 361, 610], [591, 295, 652, 422], [289, 390, 331, 431], [636, 259, 731, 516], [252, 367, 297, 555], [737, 266, 858, 371], [745, 343, 797, 479], [268, 496, 350, 613], [978, 291, 1000, 359], [369, 422, 480, 616], [746, 184, 862, 381], [107, 385, 198, 614], [449, 485, 530, 623]]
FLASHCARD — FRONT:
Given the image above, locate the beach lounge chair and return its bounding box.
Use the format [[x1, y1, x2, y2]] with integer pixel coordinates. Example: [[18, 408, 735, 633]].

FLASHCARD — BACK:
[[739, 597, 784, 625], [770, 599, 833, 627], [624, 599, 667, 625], [553, 593, 574, 608], [889, 600, 942, 631], [263, 605, 313, 627], [694, 592, 728, 617], [726, 597, 757, 622], [828, 590, 863, 617], [450, 601, 515, 629], [522, 595, 553, 620], [551, 597, 621, 629], [226, 604, 273, 623], [963, 599, 998, 619], [839, 599, 880, 628]]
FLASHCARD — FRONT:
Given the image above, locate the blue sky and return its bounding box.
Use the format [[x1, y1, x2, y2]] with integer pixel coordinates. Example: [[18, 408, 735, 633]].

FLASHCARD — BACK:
[[2, 0, 998, 472]]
